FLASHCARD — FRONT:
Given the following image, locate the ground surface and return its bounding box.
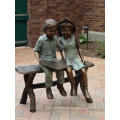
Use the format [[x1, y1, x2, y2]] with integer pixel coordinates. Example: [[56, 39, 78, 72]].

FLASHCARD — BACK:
[[15, 47, 105, 120]]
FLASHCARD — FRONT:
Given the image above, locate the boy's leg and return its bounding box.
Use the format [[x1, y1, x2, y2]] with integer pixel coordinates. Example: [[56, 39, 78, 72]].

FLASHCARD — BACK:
[[39, 64, 54, 99], [56, 70, 67, 96], [79, 69, 93, 103]]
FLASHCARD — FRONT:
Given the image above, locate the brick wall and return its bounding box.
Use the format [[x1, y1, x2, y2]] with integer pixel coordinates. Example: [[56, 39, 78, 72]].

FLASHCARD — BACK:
[[83, 0, 105, 32], [27, 0, 105, 47]]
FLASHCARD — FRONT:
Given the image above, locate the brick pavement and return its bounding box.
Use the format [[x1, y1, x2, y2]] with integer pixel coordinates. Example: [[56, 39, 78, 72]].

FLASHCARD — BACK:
[[15, 47, 105, 120]]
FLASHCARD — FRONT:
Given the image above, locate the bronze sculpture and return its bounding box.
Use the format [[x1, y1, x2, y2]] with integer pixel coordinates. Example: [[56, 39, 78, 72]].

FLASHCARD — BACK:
[[34, 19, 67, 99], [58, 19, 93, 103], [15, 19, 94, 112]]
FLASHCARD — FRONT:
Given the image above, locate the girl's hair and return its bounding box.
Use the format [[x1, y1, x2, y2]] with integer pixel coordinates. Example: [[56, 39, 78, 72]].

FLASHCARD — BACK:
[[57, 18, 76, 36], [43, 19, 57, 32]]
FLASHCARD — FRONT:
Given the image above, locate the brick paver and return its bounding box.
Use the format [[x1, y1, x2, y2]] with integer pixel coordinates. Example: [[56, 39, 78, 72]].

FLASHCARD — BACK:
[[15, 47, 105, 120]]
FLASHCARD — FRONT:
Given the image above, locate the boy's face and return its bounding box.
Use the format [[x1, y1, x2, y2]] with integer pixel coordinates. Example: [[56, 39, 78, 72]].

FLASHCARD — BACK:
[[45, 26, 57, 40], [61, 26, 71, 39]]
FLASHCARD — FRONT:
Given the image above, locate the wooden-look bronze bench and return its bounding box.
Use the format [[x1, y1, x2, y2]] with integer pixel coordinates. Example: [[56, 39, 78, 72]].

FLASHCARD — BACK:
[[15, 61, 94, 112]]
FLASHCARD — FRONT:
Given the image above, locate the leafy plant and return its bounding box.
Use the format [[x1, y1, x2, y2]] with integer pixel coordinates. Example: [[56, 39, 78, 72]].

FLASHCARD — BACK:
[[96, 41, 105, 58], [102, 53, 105, 58], [101, 42, 105, 58], [97, 49, 101, 55], [79, 34, 87, 43]]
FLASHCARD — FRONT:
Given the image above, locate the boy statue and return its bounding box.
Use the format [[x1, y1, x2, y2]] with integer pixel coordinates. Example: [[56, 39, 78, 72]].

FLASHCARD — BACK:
[[34, 19, 67, 99]]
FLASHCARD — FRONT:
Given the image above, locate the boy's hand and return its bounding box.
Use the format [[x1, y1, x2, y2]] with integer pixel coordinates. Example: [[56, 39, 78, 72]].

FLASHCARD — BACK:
[[38, 59, 42, 63]]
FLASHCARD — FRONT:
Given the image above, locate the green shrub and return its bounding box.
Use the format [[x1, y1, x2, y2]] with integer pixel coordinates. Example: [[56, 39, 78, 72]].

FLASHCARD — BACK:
[[79, 34, 87, 43], [96, 41, 105, 58], [102, 53, 105, 58], [97, 49, 101, 55]]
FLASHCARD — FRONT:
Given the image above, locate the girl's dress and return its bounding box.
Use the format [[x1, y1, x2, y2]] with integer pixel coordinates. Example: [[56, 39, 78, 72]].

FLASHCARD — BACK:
[[60, 35, 85, 71]]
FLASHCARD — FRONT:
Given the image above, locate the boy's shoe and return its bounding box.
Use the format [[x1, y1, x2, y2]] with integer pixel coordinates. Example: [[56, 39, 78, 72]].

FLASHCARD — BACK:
[[46, 87, 54, 99], [57, 84, 67, 96]]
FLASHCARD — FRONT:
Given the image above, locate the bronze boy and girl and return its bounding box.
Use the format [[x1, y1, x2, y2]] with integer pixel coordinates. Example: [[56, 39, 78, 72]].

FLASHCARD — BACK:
[[34, 19, 93, 103]]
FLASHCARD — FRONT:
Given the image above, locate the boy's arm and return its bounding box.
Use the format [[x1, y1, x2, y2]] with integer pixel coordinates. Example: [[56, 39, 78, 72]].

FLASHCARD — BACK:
[[33, 37, 43, 63], [34, 51, 41, 63]]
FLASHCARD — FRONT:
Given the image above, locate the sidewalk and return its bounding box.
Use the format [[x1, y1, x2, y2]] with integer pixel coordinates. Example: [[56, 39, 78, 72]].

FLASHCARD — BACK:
[[15, 47, 105, 120]]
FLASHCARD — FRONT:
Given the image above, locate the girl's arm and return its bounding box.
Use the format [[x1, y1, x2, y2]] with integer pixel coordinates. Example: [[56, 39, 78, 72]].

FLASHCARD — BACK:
[[57, 38, 66, 62], [60, 50, 66, 62], [75, 38, 85, 64]]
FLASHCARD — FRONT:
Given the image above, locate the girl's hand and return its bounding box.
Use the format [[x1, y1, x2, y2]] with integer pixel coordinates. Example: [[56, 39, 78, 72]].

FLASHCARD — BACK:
[[62, 58, 66, 63], [83, 61, 85, 65]]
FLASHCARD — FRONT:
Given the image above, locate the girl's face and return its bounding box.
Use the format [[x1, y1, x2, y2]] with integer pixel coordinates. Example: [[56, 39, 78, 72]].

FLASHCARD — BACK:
[[45, 26, 57, 40], [61, 26, 71, 39]]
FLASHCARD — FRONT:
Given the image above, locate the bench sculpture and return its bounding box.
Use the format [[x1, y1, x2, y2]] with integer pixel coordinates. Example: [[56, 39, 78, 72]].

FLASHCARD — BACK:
[[15, 61, 94, 112]]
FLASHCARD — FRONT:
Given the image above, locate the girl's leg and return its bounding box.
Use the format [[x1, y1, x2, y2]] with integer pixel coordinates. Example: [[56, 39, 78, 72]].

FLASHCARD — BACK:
[[79, 68, 93, 103], [66, 66, 76, 96], [75, 71, 81, 95]]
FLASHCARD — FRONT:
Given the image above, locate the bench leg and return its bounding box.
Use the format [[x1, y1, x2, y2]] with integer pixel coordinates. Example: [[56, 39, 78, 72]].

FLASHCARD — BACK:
[[27, 73, 36, 112], [20, 74, 36, 112], [20, 87, 28, 104], [20, 74, 30, 104]]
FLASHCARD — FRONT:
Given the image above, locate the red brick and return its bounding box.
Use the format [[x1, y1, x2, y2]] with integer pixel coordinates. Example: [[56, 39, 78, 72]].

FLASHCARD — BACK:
[[27, 0, 104, 47]]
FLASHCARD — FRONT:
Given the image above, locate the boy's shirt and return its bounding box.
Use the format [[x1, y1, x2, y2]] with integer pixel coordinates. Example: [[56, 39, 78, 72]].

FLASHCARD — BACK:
[[34, 34, 64, 61]]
